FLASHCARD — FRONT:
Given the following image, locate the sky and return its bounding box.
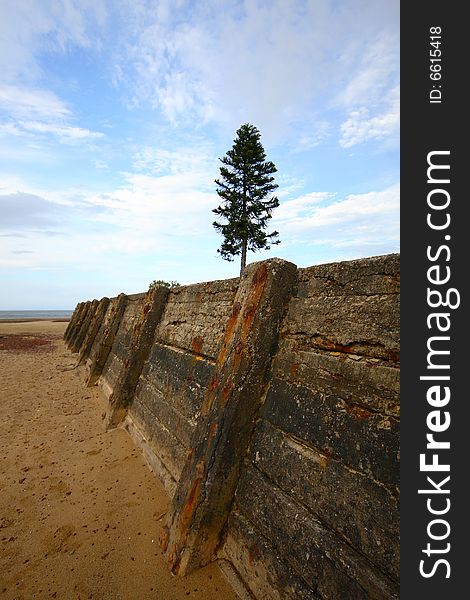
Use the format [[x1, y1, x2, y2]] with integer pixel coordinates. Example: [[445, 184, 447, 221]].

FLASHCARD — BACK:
[[0, 0, 399, 309]]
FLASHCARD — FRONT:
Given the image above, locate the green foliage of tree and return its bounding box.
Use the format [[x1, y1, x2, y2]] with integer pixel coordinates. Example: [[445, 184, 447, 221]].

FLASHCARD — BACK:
[[213, 123, 280, 276], [148, 279, 179, 290]]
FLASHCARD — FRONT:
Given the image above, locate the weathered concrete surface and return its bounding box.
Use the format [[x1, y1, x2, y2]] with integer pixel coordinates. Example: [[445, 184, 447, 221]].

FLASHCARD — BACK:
[[64, 254, 400, 600], [67, 300, 90, 349], [64, 301, 84, 344], [224, 510, 321, 600], [128, 343, 216, 496], [105, 286, 169, 429], [71, 299, 99, 353], [226, 254, 400, 599], [130, 398, 187, 482], [274, 341, 399, 417], [127, 278, 239, 497], [156, 278, 238, 359], [135, 343, 214, 430], [289, 254, 399, 361], [86, 294, 128, 387], [261, 377, 399, 489], [98, 294, 146, 399], [235, 466, 398, 599], [160, 258, 297, 576], [134, 376, 195, 448], [250, 420, 399, 580], [63, 301, 80, 341], [78, 297, 110, 365]]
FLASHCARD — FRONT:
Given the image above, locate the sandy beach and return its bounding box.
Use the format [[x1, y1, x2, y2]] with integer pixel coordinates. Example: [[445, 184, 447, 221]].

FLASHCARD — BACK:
[[0, 321, 239, 600]]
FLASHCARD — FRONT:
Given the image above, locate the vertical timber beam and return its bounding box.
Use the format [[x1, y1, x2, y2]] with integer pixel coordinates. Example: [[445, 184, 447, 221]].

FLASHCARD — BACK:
[[104, 286, 169, 430], [85, 294, 128, 387], [68, 301, 91, 351], [71, 299, 99, 353], [78, 297, 110, 365], [160, 258, 297, 576]]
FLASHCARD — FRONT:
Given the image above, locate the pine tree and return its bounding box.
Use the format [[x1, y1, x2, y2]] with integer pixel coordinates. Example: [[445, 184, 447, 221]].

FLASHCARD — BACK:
[[213, 123, 280, 276]]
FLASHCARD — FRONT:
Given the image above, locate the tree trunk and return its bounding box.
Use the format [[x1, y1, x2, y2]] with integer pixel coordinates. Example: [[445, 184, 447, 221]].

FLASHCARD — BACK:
[[241, 170, 248, 277], [240, 238, 247, 277]]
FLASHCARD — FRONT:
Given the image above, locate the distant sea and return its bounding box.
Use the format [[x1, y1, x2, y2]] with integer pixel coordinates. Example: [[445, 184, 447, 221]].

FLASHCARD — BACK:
[[0, 310, 73, 321]]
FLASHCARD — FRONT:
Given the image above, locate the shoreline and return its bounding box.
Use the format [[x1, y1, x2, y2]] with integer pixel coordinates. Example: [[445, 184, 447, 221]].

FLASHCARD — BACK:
[[0, 318, 70, 323]]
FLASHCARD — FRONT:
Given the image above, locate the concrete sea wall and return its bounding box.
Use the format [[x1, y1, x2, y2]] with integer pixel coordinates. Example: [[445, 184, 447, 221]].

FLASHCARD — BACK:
[[65, 254, 400, 600]]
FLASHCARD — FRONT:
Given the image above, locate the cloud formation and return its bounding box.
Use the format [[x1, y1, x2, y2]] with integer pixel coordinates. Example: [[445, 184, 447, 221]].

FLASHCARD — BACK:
[[114, 0, 399, 144], [273, 183, 399, 250], [1, 1, 399, 150], [0, 191, 60, 230], [340, 86, 399, 149], [0, 1, 399, 307], [0, 84, 70, 120], [0, 84, 104, 145], [0, 0, 106, 83]]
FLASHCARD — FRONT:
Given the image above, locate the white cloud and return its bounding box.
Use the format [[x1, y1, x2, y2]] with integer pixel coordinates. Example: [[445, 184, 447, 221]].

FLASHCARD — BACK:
[[0, 122, 24, 136], [0, 0, 107, 83], [0, 85, 104, 143], [0, 157, 219, 276], [132, 143, 214, 177], [0, 175, 29, 194], [296, 121, 332, 150], [0, 158, 399, 272], [340, 86, 399, 148], [19, 120, 104, 142], [94, 159, 109, 170], [275, 192, 333, 220], [0, 133, 222, 273], [0, 4, 106, 150], [337, 34, 399, 110], [1, 1, 399, 149], [0, 1, 400, 306], [0, 84, 70, 120], [273, 183, 399, 248], [113, 0, 399, 144], [335, 32, 399, 149], [85, 170, 216, 237]]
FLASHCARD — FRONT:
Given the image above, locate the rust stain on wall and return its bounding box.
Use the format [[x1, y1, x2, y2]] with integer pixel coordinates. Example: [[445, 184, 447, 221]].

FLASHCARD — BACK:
[[290, 362, 300, 377], [221, 382, 233, 407], [178, 460, 206, 536], [346, 404, 373, 420], [191, 335, 204, 354], [209, 420, 218, 440], [159, 525, 170, 551], [217, 302, 241, 368], [240, 264, 268, 339], [247, 541, 261, 565]]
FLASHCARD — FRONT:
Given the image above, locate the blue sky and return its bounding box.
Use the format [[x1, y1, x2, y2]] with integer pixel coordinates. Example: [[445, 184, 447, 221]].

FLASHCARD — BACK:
[[0, 0, 399, 309]]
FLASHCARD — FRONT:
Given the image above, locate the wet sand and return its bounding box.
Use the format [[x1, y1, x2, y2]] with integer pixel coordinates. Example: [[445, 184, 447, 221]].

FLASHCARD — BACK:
[[0, 321, 239, 600]]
